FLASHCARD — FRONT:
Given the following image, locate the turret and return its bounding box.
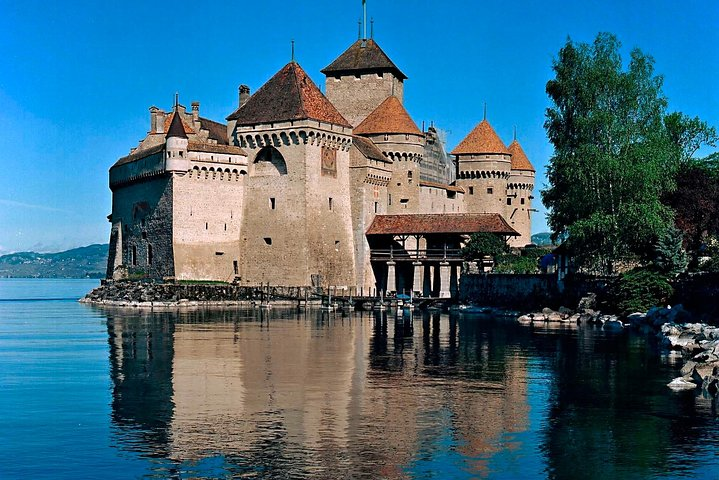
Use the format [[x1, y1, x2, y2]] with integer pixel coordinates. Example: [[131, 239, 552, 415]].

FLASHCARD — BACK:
[[507, 139, 535, 247], [165, 109, 189, 172], [354, 95, 424, 213], [452, 119, 511, 215]]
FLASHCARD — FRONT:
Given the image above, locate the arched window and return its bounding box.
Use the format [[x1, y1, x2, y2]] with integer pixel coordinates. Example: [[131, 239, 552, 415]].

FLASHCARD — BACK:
[[253, 146, 287, 176]]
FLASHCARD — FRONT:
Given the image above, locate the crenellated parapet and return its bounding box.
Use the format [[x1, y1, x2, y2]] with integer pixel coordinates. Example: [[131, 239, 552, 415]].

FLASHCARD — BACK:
[[237, 125, 352, 152]]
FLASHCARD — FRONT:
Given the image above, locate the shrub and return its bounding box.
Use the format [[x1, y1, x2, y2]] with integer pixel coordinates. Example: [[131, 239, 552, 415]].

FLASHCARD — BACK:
[[607, 267, 673, 315], [461, 233, 508, 260]]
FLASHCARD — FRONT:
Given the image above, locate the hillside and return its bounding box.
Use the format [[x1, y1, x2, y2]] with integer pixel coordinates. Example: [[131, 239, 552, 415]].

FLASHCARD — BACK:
[[0, 244, 108, 278], [531, 232, 555, 247]]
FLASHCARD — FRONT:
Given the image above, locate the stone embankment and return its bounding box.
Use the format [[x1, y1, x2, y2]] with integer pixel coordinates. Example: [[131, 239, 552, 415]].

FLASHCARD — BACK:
[[80, 281, 319, 307]]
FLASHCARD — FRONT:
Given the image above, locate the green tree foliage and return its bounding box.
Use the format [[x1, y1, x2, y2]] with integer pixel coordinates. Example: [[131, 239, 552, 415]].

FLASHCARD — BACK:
[[607, 267, 673, 316], [543, 33, 678, 274], [461, 232, 508, 260], [652, 225, 687, 276]]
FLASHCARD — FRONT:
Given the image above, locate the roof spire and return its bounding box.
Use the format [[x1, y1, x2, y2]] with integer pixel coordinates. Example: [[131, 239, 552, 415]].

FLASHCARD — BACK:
[[483, 102, 487, 121], [370, 18, 374, 38], [174, 92, 179, 110], [291, 39, 295, 62], [513, 125, 517, 141], [363, 0, 367, 40], [358, 18, 361, 40]]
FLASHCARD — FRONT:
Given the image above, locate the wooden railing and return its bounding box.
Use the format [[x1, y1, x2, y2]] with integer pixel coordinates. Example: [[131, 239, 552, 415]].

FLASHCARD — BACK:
[[370, 247, 464, 262]]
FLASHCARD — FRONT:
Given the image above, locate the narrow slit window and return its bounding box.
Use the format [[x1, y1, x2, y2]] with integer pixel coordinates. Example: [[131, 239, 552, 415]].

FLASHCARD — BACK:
[[270, 198, 276, 210], [263, 237, 272, 245], [147, 244, 153, 265], [328, 197, 333, 210]]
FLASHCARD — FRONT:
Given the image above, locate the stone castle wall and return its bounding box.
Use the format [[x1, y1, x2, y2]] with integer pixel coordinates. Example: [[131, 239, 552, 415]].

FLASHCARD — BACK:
[[325, 73, 404, 127], [172, 168, 246, 281], [109, 176, 175, 279], [507, 170, 534, 247]]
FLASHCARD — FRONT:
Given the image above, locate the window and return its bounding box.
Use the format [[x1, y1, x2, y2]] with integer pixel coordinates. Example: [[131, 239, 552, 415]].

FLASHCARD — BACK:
[[388, 194, 392, 205], [384, 134, 389, 141], [263, 237, 272, 245], [407, 171, 413, 184], [487, 187, 493, 194], [521, 198, 525, 205], [147, 244, 153, 265], [224, 223, 227, 231], [270, 197, 276, 210], [215, 251, 224, 256], [328, 197, 333, 210], [131, 246, 137, 266], [141, 231, 147, 239], [205, 222, 208, 230], [233, 260, 239, 275], [468, 186, 474, 195], [507, 198, 512, 206], [374, 202, 378, 213]]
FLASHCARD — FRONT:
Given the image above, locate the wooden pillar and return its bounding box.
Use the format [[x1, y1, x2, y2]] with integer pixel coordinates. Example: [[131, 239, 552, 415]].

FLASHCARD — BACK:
[[449, 263, 459, 298]]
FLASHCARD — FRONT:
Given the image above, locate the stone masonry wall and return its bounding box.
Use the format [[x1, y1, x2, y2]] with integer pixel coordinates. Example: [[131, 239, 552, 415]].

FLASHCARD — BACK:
[[325, 73, 404, 127]]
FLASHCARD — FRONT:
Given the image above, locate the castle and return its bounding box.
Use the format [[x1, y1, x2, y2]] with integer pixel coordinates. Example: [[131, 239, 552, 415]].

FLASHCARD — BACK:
[[106, 33, 535, 297]]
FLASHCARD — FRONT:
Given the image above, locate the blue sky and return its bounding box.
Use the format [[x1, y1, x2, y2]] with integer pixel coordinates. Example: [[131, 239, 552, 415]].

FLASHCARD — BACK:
[[0, 0, 716, 254]]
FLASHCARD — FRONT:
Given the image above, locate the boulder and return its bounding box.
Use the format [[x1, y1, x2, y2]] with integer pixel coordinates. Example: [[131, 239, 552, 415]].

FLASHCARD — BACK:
[[542, 307, 554, 315], [547, 312, 564, 323], [558, 306, 574, 316], [603, 317, 624, 331], [626, 312, 647, 326], [667, 377, 698, 391], [517, 315, 533, 325], [577, 293, 597, 312]]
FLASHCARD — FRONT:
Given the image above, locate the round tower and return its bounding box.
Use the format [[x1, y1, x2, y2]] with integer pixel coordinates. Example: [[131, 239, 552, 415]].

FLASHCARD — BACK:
[[165, 110, 189, 172], [507, 139, 535, 247], [354, 95, 424, 214], [452, 119, 511, 215]]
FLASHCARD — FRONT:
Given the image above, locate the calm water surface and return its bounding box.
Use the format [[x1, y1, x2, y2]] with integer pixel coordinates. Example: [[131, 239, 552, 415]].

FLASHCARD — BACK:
[[1, 279, 718, 479]]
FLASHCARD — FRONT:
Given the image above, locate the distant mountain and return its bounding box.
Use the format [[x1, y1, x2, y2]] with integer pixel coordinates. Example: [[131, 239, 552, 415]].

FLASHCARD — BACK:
[[0, 244, 108, 278], [531, 232, 555, 247]]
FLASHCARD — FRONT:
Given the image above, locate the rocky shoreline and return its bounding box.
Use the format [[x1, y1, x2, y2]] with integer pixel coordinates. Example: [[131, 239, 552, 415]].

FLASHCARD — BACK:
[[516, 298, 719, 397]]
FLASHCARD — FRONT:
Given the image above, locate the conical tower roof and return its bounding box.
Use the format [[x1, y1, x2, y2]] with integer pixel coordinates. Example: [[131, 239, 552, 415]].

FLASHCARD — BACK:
[[227, 62, 351, 128], [450, 120, 510, 156], [321, 38, 407, 80], [508, 139, 535, 172], [354, 96, 422, 136], [166, 111, 188, 139]]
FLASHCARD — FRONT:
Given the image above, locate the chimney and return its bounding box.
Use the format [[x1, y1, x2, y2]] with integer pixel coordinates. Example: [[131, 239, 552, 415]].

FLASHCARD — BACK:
[[149, 106, 159, 133], [191, 101, 200, 122], [239, 85, 250, 107]]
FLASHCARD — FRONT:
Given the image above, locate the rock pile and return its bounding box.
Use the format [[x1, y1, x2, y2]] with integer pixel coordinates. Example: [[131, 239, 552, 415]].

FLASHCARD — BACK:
[[516, 292, 624, 331]]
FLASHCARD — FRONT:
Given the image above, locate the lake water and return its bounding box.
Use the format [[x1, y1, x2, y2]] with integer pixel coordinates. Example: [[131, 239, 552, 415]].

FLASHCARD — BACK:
[[1, 278, 718, 479]]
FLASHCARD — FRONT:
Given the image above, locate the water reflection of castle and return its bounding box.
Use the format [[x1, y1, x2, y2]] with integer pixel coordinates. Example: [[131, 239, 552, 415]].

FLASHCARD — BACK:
[[107, 309, 528, 477]]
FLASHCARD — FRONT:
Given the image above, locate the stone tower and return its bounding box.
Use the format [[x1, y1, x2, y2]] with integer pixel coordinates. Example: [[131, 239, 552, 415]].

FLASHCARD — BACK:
[[507, 139, 535, 247], [354, 95, 424, 214], [321, 38, 406, 127], [226, 61, 356, 287], [452, 120, 511, 215]]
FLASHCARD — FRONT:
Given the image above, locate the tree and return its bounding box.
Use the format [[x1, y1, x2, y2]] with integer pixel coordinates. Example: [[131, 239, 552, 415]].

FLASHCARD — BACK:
[[461, 233, 507, 260], [542, 33, 709, 274], [652, 225, 688, 276], [663, 157, 719, 260]]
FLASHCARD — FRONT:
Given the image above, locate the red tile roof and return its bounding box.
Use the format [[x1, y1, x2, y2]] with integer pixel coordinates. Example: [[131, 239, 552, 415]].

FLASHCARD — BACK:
[[226, 62, 351, 128], [352, 135, 391, 163], [354, 96, 422, 136], [450, 120, 510, 156], [366, 213, 518, 236], [321, 39, 407, 80], [187, 142, 246, 156], [508, 140, 535, 172], [164, 112, 193, 136], [419, 180, 465, 193]]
